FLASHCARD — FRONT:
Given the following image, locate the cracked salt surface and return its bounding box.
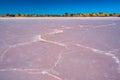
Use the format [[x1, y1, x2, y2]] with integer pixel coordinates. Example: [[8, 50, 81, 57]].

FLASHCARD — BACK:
[[0, 17, 120, 80]]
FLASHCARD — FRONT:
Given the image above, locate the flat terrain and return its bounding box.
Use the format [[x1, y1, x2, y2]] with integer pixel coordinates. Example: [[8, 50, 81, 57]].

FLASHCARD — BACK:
[[0, 17, 120, 80]]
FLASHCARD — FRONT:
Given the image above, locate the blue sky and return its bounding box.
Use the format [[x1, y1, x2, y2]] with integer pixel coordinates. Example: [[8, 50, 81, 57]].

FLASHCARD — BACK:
[[0, 0, 120, 14]]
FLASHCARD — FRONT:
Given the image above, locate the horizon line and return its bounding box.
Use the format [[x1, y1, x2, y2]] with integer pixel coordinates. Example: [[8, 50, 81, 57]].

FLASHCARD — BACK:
[[0, 12, 120, 15]]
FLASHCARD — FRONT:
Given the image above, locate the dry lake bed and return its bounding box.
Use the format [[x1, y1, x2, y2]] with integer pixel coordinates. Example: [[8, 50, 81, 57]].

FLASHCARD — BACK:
[[0, 17, 120, 80]]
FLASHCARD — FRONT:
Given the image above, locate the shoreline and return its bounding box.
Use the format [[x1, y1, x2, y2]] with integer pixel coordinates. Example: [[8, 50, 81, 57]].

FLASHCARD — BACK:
[[0, 17, 120, 19]]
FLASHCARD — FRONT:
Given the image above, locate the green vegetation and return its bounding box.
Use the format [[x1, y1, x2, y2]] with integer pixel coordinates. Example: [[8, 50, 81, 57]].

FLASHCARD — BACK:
[[0, 12, 120, 17]]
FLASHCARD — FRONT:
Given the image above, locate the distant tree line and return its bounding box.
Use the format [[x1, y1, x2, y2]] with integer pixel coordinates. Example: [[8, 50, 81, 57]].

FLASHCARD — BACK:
[[0, 12, 120, 17]]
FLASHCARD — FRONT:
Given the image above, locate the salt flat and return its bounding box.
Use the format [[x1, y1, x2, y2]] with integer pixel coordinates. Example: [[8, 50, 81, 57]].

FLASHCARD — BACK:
[[0, 17, 120, 80]]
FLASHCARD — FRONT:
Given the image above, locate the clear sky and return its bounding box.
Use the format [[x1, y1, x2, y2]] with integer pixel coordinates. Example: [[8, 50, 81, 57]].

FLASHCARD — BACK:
[[0, 0, 120, 14]]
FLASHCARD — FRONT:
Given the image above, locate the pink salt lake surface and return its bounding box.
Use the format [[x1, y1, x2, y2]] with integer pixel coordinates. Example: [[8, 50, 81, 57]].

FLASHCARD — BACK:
[[0, 17, 120, 80]]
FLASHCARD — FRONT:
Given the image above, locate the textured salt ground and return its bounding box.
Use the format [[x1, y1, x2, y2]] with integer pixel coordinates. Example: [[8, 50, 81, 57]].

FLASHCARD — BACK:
[[0, 18, 120, 80], [52, 45, 119, 80]]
